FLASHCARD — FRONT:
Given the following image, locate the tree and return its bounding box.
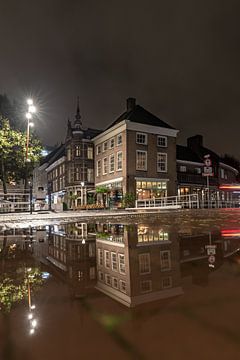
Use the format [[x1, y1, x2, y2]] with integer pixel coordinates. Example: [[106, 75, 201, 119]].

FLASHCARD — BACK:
[[0, 117, 43, 193]]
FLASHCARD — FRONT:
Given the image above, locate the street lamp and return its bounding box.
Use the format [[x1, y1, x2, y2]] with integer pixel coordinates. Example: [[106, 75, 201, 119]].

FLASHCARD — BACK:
[[81, 181, 85, 206], [26, 99, 36, 161]]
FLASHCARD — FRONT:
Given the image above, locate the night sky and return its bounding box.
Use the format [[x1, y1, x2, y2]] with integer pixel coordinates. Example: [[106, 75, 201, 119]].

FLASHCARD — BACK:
[[1, 0, 240, 156]]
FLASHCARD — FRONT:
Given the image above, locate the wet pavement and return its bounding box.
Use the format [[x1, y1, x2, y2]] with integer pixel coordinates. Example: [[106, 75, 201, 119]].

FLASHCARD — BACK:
[[1, 209, 240, 359]]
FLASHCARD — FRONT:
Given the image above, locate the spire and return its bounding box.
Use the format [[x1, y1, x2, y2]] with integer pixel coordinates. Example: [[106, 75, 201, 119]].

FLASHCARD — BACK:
[[66, 117, 72, 140], [74, 96, 82, 130]]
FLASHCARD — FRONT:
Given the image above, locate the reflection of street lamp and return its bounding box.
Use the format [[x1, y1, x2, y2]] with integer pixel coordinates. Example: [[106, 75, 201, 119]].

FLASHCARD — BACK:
[[81, 181, 85, 206]]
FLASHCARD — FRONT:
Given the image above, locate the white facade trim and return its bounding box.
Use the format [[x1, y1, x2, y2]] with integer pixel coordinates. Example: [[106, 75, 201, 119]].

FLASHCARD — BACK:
[[135, 177, 169, 181], [95, 177, 123, 186], [219, 162, 238, 174], [126, 120, 178, 137], [46, 156, 66, 172], [93, 121, 127, 144]]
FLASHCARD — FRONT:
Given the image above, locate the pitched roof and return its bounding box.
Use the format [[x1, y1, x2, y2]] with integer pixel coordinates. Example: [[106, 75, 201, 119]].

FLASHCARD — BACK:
[[83, 128, 102, 139], [45, 144, 65, 168], [106, 105, 175, 130], [177, 145, 202, 163]]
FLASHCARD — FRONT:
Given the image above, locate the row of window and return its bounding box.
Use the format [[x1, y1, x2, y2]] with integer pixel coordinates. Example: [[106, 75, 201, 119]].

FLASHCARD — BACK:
[[136, 133, 167, 147], [139, 251, 171, 274], [96, 152, 123, 176], [48, 164, 65, 180], [67, 145, 93, 161], [98, 249, 126, 274], [97, 134, 123, 155], [136, 151, 167, 172], [98, 271, 127, 293], [140, 276, 173, 293]]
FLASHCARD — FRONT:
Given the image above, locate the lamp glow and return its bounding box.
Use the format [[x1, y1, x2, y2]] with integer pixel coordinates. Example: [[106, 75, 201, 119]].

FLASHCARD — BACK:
[[27, 99, 33, 105]]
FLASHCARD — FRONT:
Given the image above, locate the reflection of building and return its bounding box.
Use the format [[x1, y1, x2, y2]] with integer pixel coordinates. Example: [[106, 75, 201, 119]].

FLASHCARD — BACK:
[[47, 223, 96, 297], [93, 98, 178, 207], [95, 223, 183, 307], [177, 135, 239, 206]]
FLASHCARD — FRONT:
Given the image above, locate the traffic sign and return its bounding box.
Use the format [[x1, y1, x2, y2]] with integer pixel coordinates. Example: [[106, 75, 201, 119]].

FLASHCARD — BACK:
[[205, 245, 216, 255], [208, 255, 215, 264]]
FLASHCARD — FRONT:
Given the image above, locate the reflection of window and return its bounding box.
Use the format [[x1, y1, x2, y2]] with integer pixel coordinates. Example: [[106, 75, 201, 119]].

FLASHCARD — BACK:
[[140, 280, 152, 293], [89, 267, 96, 280], [109, 154, 115, 173], [160, 251, 171, 271], [138, 227, 169, 243], [104, 250, 110, 268], [111, 252, 118, 271], [162, 277, 172, 289], [157, 153, 167, 172], [117, 152, 123, 171], [112, 277, 118, 289], [98, 271, 104, 282], [180, 166, 186, 172], [139, 253, 151, 274], [119, 280, 126, 293], [105, 274, 111, 286], [136, 132, 147, 145], [89, 243, 95, 257], [136, 150, 147, 171], [118, 254, 125, 274], [98, 249, 103, 266], [157, 136, 167, 147]]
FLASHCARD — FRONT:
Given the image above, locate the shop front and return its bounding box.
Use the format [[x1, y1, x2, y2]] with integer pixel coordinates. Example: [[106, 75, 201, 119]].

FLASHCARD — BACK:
[[136, 179, 167, 200]]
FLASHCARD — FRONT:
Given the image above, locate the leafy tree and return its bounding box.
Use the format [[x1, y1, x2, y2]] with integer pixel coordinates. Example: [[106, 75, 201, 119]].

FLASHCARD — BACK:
[[0, 117, 43, 193]]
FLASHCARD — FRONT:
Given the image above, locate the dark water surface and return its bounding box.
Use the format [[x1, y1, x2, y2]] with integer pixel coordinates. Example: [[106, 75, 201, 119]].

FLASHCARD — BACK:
[[1, 209, 240, 360]]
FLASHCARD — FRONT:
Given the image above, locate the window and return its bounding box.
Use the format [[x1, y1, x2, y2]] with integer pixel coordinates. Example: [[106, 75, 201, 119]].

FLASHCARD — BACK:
[[75, 167, 80, 181], [139, 253, 151, 274], [157, 153, 167, 172], [97, 160, 101, 177], [117, 152, 123, 171], [103, 141, 108, 152], [136, 150, 147, 171], [220, 168, 225, 179], [87, 146, 93, 159], [75, 145, 81, 157], [162, 276, 172, 289], [140, 280, 152, 293], [157, 136, 167, 147], [118, 254, 125, 274], [195, 167, 201, 174], [104, 250, 110, 268], [109, 154, 115, 173], [102, 157, 108, 175], [160, 250, 171, 271], [97, 145, 101, 155], [67, 148, 71, 161], [111, 252, 118, 271], [136, 132, 147, 145], [98, 271, 104, 282], [89, 267, 96, 280], [119, 280, 126, 293], [117, 134, 122, 146], [112, 277, 118, 289], [89, 243, 95, 257], [110, 138, 115, 148], [105, 274, 111, 286], [180, 166, 186, 172], [87, 168, 94, 183], [98, 249, 103, 266]]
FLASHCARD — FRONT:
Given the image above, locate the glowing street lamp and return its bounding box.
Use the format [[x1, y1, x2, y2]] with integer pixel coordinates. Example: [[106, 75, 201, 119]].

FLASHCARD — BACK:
[[25, 99, 37, 161]]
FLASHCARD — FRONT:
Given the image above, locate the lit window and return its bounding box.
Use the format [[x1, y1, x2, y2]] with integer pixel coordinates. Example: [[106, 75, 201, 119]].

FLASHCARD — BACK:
[[157, 153, 167, 172], [195, 167, 201, 174], [102, 157, 108, 175], [111, 252, 118, 271], [112, 277, 118, 289], [180, 166, 186, 172], [118, 254, 125, 274], [140, 280, 152, 293], [162, 276, 172, 289], [117, 152, 123, 171], [160, 250, 171, 271], [117, 134, 122, 146], [110, 138, 115, 148], [87, 146, 93, 159], [75, 145, 81, 157], [75, 167, 80, 181], [96, 160, 101, 177], [136, 150, 147, 171], [136, 132, 147, 145], [157, 136, 167, 147], [103, 141, 108, 152], [119, 280, 126, 293], [109, 154, 115, 173], [139, 253, 151, 274], [67, 148, 71, 161], [87, 168, 94, 183]]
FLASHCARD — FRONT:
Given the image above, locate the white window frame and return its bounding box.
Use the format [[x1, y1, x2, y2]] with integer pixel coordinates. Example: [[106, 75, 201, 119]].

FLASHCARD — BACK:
[[98, 249, 103, 266], [140, 280, 152, 293], [117, 151, 123, 171], [109, 154, 115, 173], [118, 254, 126, 274], [136, 132, 147, 145], [96, 160, 101, 177], [75, 145, 81, 157], [104, 250, 110, 268], [103, 141, 108, 152], [119, 280, 126, 293], [97, 145, 101, 155], [157, 136, 167, 147], [111, 252, 118, 272], [87, 146, 93, 159], [102, 157, 107, 175], [110, 138, 115, 149], [160, 250, 171, 271], [105, 274, 111, 286], [117, 134, 122, 146], [162, 276, 172, 289], [112, 277, 118, 289], [180, 165, 186, 172], [139, 253, 151, 275], [136, 150, 147, 171], [157, 152, 167, 173]]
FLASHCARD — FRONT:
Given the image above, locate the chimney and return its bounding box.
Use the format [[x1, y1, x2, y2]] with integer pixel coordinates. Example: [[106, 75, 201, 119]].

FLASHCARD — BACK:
[[126, 97, 136, 111], [187, 135, 203, 151]]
